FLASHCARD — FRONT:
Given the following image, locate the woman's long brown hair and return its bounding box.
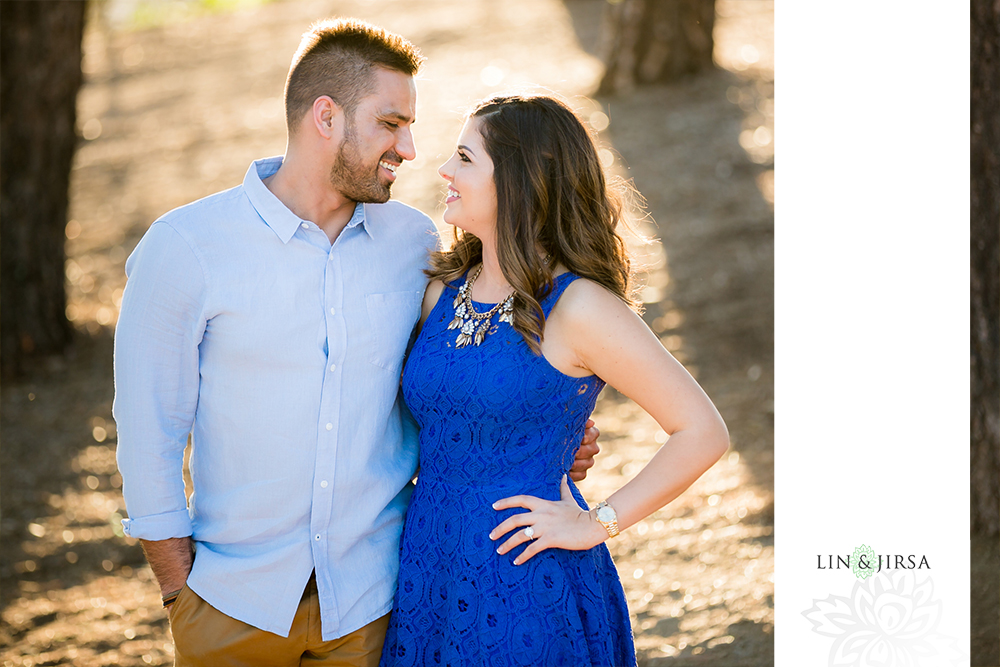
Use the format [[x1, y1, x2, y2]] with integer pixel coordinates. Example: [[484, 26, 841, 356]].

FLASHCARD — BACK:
[[427, 95, 640, 354]]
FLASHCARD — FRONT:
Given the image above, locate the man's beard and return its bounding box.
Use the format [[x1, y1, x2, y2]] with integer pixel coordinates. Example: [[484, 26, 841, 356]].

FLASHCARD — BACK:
[[329, 123, 392, 204]]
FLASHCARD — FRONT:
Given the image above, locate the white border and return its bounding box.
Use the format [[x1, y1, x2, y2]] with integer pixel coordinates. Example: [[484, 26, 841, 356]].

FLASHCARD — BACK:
[[776, 0, 970, 663]]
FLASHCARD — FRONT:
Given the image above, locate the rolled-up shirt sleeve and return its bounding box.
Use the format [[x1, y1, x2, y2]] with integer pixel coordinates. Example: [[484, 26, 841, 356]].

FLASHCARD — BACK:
[[113, 221, 207, 540]]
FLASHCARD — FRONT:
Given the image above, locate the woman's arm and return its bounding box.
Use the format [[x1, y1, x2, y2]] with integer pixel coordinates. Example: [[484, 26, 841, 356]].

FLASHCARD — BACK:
[[564, 279, 730, 531], [492, 278, 729, 562], [419, 279, 446, 329]]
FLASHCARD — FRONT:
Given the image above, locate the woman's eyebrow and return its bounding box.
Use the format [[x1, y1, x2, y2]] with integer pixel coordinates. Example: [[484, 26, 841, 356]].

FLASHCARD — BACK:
[[457, 144, 476, 156]]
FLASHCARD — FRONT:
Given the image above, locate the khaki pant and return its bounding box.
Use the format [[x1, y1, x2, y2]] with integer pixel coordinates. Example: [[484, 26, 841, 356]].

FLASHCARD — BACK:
[[168, 576, 390, 667]]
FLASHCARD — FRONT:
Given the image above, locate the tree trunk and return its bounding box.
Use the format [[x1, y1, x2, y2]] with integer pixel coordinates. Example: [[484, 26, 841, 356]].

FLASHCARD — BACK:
[[971, 1, 1000, 664], [0, 1, 87, 377], [597, 0, 715, 96], [971, 0, 1000, 539]]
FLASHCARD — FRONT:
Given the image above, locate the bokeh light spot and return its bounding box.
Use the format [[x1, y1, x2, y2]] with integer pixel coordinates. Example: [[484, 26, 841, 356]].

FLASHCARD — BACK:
[[598, 148, 614, 168], [65, 219, 82, 240], [480, 65, 505, 86], [589, 111, 610, 132], [82, 118, 102, 141]]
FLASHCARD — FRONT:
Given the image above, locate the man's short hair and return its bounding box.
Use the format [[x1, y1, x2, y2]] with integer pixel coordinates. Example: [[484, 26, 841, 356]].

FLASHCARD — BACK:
[[284, 18, 424, 134]]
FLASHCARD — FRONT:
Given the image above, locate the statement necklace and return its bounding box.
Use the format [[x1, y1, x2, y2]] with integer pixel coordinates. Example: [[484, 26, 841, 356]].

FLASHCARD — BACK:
[[447, 265, 515, 348]]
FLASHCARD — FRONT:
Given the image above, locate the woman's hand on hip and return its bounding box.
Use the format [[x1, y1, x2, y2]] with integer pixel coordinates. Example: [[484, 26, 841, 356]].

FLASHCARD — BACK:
[[490, 476, 609, 565]]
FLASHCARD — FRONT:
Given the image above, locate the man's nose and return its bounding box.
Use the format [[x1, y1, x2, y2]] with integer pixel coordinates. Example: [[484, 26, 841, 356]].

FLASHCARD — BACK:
[[396, 126, 416, 162]]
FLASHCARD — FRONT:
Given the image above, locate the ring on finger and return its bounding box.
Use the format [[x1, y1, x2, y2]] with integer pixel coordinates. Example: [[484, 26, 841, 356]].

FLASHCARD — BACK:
[[523, 526, 536, 540]]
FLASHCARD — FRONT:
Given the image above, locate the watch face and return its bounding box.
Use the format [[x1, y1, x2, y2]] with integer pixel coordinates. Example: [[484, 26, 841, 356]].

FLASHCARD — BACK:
[[597, 505, 616, 523]]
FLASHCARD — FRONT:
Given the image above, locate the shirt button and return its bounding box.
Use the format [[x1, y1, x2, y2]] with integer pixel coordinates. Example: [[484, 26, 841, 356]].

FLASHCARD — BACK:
[[320, 480, 328, 488], [301, 222, 308, 229], [325, 423, 333, 431], [329, 364, 336, 372], [329, 307, 336, 315], [315, 534, 321, 541]]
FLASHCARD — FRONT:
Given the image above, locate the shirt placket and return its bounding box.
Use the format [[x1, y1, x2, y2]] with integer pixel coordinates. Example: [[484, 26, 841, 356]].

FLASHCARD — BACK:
[[308, 223, 349, 636]]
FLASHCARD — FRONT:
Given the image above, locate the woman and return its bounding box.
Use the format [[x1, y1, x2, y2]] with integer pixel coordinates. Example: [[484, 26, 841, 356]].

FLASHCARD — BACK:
[[380, 95, 729, 667]]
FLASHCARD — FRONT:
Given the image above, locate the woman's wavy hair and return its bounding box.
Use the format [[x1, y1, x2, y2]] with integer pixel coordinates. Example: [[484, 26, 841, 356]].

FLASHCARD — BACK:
[[427, 94, 641, 354]]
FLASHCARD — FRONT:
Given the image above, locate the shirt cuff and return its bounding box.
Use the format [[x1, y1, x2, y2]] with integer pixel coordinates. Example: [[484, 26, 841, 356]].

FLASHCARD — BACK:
[[121, 509, 193, 540]]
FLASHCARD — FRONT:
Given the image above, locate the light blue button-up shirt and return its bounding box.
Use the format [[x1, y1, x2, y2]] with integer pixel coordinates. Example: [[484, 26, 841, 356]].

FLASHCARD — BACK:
[[114, 157, 438, 640]]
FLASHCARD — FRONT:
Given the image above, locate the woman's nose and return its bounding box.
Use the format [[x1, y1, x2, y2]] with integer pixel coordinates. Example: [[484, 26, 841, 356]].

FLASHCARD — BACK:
[[438, 158, 453, 181]]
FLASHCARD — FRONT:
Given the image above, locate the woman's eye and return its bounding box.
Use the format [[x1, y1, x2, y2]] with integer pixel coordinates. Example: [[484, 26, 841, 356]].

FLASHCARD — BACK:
[[458, 152, 471, 163]]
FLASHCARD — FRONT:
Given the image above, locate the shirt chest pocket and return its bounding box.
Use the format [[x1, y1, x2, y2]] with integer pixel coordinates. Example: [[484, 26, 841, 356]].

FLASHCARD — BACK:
[[365, 291, 422, 374]]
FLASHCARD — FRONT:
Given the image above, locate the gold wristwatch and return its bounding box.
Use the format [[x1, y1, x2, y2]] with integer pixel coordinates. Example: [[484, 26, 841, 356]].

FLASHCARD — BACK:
[[594, 501, 620, 539]]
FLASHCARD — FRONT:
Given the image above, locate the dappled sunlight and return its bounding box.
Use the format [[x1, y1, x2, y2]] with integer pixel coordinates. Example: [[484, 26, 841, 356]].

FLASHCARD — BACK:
[[10, 439, 131, 582], [716, 1, 774, 205], [714, 1, 774, 75], [2, 366, 159, 666], [6, 573, 172, 667]]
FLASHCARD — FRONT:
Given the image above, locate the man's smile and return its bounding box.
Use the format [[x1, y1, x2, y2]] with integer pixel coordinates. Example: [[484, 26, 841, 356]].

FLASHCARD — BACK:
[[379, 160, 399, 181]]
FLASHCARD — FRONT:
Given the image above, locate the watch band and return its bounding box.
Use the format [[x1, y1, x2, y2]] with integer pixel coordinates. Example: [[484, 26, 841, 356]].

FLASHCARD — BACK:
[[161, 588, 183, 608], [595, 501, 620, 538]]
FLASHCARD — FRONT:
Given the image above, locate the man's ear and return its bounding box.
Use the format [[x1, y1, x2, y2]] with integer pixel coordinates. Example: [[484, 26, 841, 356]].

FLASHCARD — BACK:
[[312, 95, 343, 141]]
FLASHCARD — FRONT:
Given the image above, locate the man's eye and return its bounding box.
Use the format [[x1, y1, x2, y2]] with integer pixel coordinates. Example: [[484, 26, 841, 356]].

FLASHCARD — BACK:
[[384, 121, 399, 129]]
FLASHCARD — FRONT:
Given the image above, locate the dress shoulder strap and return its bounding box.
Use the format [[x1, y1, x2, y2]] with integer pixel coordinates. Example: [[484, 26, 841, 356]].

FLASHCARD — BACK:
[[540, 272, 582, 318]]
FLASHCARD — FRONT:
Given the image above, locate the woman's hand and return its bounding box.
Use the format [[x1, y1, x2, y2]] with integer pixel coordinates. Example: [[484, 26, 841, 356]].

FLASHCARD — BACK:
[[490, 476, 609, 565]]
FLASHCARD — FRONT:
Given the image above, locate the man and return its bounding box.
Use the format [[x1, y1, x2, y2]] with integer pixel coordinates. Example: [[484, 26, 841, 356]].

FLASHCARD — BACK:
[[114, 18, 598, 667]]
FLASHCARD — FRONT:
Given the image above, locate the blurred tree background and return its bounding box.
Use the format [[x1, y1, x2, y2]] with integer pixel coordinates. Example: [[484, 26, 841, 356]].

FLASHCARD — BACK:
[[1, 1, 87, 378], [0, 1, 774, 664], [598, 0, 715, 95], [971, 0, 1000, 663]]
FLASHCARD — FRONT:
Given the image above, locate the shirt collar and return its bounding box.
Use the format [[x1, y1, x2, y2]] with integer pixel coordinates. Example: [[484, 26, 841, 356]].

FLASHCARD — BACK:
[[243, 157, 301, 244], [346, 201, 376, 240], [244, 157, 376, 244]]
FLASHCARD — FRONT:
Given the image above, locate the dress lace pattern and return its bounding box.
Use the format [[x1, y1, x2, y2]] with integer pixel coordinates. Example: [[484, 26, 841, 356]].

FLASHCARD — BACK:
[[380, 272, 636, 667]]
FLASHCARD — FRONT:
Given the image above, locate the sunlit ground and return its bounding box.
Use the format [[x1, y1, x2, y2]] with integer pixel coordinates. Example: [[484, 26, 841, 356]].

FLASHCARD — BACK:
[[1, 1, 774, 665]]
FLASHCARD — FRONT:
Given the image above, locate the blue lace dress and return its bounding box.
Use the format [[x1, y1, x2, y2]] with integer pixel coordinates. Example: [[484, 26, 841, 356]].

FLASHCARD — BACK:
[[380, 272, 636, 667]]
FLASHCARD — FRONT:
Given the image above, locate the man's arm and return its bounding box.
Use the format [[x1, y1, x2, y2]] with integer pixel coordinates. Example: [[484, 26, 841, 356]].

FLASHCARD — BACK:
[[569, 419, 600, 482], [114, 221, 207, 591], [142, 537, 194, 600]]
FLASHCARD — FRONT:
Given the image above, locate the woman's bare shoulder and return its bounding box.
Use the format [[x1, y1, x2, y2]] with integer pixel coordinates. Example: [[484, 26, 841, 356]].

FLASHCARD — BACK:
[[420, 279, 447, 325], [426, 279, 446, 300], [554, 275, 635, 324], [545, 275, 649, 374]]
